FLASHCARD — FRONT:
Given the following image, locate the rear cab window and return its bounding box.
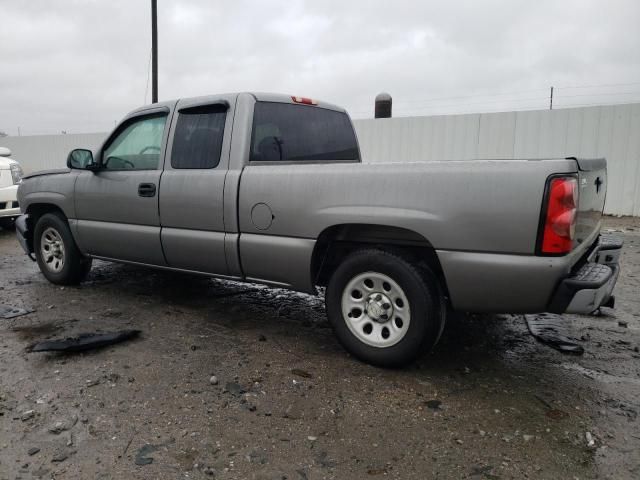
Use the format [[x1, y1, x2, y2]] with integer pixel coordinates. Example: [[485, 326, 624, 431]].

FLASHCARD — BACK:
[[171, 104, 227, 169], [250, 102, 359, 162]]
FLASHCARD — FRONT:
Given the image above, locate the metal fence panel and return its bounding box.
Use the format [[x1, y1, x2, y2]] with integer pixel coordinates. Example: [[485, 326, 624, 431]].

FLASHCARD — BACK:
[[1, 103, 639, 216], [354, 103, 640, 216]]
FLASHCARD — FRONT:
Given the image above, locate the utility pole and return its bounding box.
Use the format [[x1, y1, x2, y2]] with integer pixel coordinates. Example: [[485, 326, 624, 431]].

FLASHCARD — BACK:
[[549, 86, 554, 110], [151, 0, 158, 103]]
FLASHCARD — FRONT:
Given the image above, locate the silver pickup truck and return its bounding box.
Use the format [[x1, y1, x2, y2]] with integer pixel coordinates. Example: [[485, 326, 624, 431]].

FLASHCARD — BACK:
[[15, 92, 622, 366]]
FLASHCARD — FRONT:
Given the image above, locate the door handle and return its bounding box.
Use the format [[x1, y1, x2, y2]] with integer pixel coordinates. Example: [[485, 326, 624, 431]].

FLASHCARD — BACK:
[[138, 183, 156, 197]]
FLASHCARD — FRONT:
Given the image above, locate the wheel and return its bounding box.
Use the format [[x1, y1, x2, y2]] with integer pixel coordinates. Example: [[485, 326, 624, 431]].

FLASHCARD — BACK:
[[34, 212, 92, 285], [326, 249, 446, 367], [0, 218, 15, 230]]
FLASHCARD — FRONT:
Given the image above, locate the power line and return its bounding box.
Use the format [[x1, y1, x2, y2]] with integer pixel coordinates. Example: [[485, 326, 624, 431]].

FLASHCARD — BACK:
[[351, 97, 640, 119], [552, 99, 640, 109], [556, 81, 640, 90], [352, 95, 548, 114], [554, 90, 640, 98], [351, 105, 538, 118], [390, 83, 640, 108], [352, 87, 640, 116], [370, 89, 640, 111], [392, 88, 548, 106], [394, 96, 549, 111]]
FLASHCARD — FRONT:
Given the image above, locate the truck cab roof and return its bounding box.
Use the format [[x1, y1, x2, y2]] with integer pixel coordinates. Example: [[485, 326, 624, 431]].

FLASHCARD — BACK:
[[126, 92, 347, 119]]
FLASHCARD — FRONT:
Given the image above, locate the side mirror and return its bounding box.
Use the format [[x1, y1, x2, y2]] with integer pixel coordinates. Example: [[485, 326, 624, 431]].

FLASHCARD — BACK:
[[67, 149, 95, 170]]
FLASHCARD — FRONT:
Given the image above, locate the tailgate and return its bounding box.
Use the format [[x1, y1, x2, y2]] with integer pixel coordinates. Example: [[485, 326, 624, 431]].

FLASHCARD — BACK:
[[572, 157, 606, 246]]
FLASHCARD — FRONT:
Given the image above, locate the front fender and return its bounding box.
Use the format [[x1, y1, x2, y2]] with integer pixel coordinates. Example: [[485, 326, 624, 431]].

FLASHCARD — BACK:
[[18, 170, 78, 219]]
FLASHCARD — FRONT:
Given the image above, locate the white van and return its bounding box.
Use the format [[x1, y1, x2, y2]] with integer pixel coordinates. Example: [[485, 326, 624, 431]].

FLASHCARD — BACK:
[[0, 147, 23, 229]]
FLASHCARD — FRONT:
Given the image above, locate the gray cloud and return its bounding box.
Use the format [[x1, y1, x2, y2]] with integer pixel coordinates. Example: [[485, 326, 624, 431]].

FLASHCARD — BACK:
[[1, 0, 639, 135]]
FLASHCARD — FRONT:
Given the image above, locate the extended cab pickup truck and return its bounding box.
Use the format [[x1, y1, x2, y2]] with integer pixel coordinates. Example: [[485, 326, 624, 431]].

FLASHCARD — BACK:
[[15, 92, 622, 366]]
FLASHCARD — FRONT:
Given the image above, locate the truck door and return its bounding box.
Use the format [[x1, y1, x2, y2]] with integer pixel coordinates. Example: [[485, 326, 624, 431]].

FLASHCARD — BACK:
[[159, 98, 232, 275], [75, 108, 170, 265]]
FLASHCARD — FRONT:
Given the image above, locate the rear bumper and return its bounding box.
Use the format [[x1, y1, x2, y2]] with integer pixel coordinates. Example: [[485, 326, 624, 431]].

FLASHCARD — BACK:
[[548, 234, 623, 314]]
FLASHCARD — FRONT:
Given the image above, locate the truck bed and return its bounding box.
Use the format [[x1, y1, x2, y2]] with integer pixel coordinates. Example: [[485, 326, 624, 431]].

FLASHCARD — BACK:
[[238, 158, 586, 254], [236, 157, 606, 312]]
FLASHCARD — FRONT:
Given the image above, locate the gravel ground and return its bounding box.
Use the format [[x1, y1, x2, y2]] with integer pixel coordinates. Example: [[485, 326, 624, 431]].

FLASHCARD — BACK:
[[0, 217, 639, 479]]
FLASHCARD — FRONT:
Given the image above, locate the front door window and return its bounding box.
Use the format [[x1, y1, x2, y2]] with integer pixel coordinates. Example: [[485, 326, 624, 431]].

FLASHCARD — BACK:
[[102, 114, 167, 170]]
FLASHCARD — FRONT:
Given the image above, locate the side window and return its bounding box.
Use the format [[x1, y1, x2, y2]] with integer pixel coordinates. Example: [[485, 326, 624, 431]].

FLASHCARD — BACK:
[[250, 102, 359, 162], [171, 105, 227, 169], [102, 114, 167, 170]]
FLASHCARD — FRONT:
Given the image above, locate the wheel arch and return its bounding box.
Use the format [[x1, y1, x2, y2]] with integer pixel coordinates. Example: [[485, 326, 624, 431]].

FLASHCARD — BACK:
[[23, 203, 68, 252], [28, 203, 92, 285], [311, 223, 450, 300]]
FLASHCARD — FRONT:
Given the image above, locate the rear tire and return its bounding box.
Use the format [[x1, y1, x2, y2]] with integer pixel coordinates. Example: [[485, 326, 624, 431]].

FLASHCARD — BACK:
[[326, 249, 445, 367], [34, 212, 92, 285]]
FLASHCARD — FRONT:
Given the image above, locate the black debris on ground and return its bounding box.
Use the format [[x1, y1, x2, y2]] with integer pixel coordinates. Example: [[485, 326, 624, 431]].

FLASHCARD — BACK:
[[27, 329, 141, 353], [524, 313, 585, 355], [0, 305, 32, 319]]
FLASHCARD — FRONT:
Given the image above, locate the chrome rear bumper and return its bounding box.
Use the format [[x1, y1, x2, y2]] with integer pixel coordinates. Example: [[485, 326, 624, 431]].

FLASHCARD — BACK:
[[548, 234, 623, 314]]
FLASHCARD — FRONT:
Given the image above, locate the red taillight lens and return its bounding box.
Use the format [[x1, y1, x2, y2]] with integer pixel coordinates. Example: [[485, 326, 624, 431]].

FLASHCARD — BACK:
[[541, 177, 578, 254]]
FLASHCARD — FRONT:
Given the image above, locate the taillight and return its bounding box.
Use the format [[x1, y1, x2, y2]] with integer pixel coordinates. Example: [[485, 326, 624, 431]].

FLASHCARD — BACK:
[[291, 96, 318, 105], [540, 176, 578, 254]]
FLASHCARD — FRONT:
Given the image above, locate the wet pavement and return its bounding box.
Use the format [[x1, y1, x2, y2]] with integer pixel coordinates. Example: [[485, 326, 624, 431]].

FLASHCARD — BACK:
[[0, 217, 639, 479]]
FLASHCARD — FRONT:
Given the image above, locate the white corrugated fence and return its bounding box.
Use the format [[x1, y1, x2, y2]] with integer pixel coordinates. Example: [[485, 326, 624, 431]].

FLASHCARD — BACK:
[[0, 132, 106, 173], [353, 103, 640, 216], [1, 102, 639, 216]]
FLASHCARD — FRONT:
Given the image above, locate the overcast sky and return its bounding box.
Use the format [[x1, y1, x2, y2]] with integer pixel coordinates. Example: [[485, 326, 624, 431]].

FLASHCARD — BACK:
[[1, 0, 639, 135]]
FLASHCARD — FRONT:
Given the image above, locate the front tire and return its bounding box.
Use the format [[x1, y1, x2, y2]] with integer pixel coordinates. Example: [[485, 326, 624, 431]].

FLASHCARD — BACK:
[[326, 249, 445, 367], [34, 212, 92, 285]]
